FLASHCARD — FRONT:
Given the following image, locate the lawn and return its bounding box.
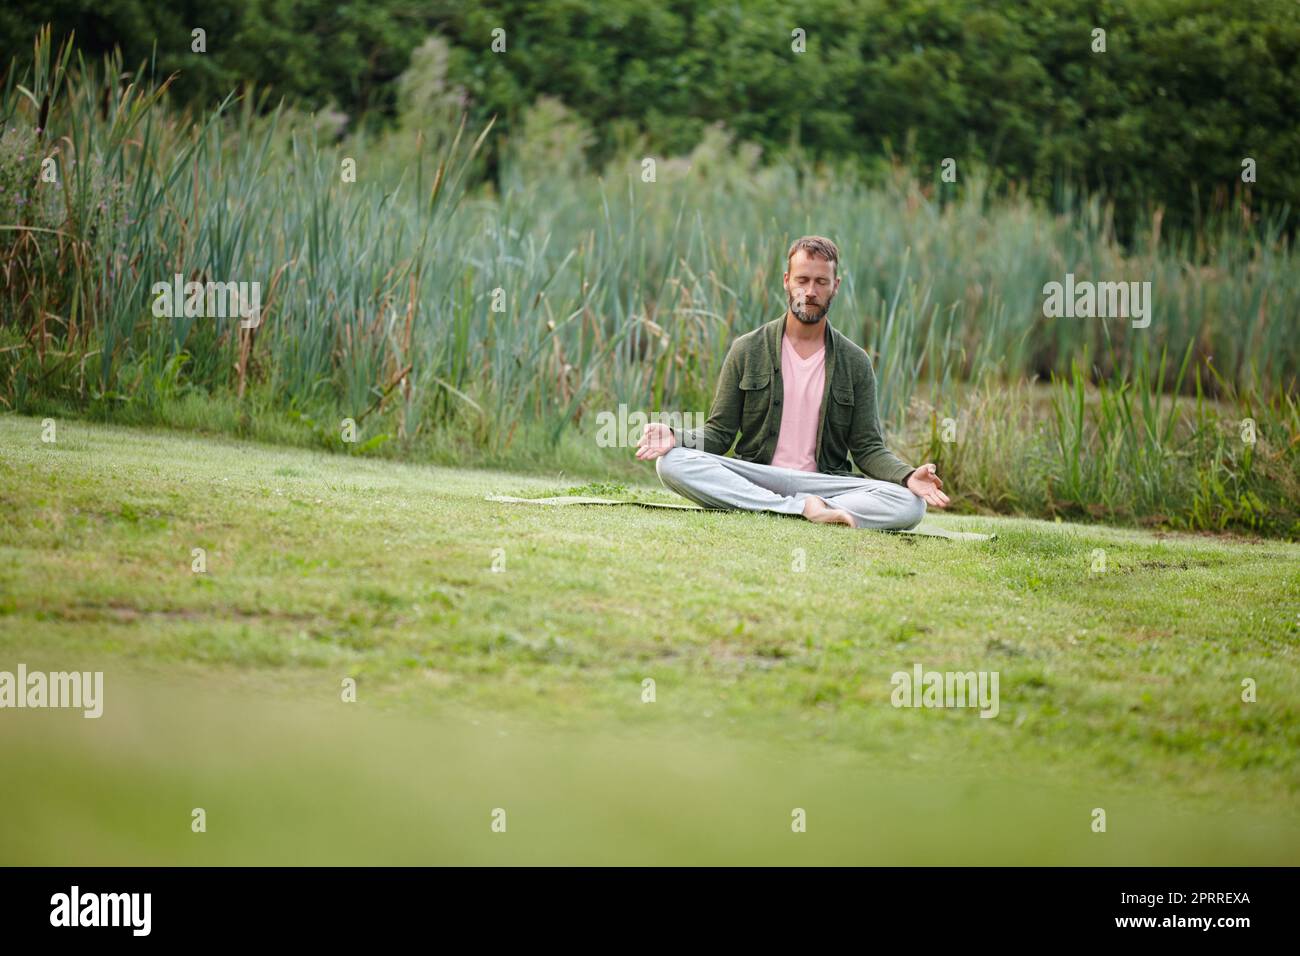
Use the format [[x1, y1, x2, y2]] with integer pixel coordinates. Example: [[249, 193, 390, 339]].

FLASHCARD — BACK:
[[0, 412, 1297, 864]]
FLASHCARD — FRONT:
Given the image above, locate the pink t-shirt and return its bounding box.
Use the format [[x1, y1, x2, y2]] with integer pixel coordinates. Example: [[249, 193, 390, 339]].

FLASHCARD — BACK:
[[769, 333, 826, 471]]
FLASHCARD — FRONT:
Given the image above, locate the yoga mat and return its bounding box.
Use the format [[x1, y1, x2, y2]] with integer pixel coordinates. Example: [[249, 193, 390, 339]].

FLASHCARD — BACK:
[[484, 495, 997, 541]]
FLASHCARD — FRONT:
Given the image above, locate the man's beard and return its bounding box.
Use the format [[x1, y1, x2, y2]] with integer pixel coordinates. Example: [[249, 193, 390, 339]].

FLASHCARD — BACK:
[[788, 291, 834, 324]]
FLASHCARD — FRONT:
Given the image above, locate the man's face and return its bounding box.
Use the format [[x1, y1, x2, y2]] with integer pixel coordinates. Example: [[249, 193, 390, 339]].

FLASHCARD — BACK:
[[784, 250, 840, 324]]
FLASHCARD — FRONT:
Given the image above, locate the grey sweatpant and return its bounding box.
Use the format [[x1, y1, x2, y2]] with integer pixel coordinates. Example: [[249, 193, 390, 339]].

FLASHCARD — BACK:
[[655, 447, 926, 530]]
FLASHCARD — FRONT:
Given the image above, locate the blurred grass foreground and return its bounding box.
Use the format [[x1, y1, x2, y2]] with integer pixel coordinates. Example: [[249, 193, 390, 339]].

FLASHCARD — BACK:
[[2, 673, 1296, 865]]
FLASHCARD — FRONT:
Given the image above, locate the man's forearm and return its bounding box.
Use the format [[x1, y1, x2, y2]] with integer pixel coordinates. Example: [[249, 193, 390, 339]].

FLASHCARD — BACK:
[[859, 447, 916, 484], [671, 420, 736, 454], [850, 382, 914, 483]]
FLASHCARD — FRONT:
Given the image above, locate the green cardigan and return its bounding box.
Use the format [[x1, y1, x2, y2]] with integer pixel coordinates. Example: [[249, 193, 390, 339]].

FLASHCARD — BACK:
[[670, 314, 916, 484]]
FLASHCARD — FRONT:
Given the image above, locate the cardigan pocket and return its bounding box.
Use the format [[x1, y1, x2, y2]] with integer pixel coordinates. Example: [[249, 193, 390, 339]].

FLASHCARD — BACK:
[[738, 367, 772, 438], [828, 382, 855, 431]]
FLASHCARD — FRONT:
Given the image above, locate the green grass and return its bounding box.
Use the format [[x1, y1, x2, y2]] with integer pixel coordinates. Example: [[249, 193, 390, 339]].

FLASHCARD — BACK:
[[1, 412, 1297, 864]]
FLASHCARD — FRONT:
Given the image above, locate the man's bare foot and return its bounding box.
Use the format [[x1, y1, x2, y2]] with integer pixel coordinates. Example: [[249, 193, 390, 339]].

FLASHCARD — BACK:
[[802, 495, 855, 528]]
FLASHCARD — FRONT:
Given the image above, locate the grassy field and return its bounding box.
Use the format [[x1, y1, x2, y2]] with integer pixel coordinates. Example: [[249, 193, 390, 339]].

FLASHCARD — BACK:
[[1, 411, 1298, 864]]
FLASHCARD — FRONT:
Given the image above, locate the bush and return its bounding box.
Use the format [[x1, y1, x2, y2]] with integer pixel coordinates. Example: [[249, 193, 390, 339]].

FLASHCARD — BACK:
[[2, 1, 1296, 233]]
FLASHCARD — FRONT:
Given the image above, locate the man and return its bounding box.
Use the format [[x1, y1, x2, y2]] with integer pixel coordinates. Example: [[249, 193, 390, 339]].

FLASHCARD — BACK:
[[635, 235, 949, 529]]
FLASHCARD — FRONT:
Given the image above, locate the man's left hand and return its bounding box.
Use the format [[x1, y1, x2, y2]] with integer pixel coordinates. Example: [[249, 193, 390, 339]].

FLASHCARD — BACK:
[[906, 463, 950, 508]]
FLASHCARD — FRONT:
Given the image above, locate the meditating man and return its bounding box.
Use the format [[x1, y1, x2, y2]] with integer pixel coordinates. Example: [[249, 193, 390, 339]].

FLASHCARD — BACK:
[[635, 235, 949, 529]]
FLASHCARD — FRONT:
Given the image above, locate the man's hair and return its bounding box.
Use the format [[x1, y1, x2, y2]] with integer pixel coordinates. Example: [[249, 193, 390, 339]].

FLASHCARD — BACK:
[[786, 235, 839, 276]]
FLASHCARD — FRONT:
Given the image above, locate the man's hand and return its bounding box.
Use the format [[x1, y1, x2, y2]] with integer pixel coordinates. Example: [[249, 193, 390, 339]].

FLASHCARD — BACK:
[[635, 422, 677, 461], [906, 463, 950, 508]]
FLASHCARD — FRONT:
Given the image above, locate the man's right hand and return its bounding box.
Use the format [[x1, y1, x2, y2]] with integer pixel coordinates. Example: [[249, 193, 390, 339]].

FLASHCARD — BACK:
[[635, 422, 676, 461]]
